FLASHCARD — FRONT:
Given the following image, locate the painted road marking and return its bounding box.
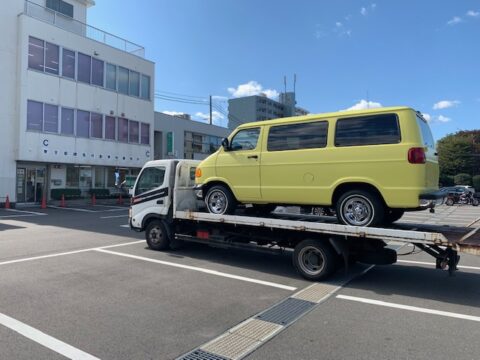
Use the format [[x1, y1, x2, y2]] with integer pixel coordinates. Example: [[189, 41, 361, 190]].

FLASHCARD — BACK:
[[120, 224, 129, 228], [0, 214, 45, 219], [48, 206, 96, 213], [0, 240, 144, 267], [397, 259, 480, 271], [95, 248, 297, 291], [100, 214, 129, 219], [337, 294, 480, 322], [0, 312, 99, 360], [3, 209, 47, 216]]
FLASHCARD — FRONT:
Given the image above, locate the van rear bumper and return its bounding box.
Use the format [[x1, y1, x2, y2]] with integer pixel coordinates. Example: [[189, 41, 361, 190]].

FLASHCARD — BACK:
[[419, 190, 445, 209]]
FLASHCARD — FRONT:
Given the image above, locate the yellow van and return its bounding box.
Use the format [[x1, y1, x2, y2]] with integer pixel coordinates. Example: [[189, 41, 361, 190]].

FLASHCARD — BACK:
[[194, 107, 443, 226]]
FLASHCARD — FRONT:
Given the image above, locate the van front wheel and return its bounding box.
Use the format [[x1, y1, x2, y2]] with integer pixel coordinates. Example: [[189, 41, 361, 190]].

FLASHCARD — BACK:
[[205, 185, 236, 215], [336, 190, 384, 227]]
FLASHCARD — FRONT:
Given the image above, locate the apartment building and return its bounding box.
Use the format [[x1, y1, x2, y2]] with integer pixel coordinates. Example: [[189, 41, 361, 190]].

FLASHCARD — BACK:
[[227, 92, 309, 130], [0, 0, 154, 204]]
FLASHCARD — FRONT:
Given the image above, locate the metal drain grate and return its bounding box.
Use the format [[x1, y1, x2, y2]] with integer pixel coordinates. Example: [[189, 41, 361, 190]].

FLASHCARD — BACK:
[[256, 297, 315, 326], [178, 349, 230, 360]]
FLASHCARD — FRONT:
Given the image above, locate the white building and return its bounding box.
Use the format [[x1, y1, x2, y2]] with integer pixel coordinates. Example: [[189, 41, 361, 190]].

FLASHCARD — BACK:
[[0, 0, 155, 204]]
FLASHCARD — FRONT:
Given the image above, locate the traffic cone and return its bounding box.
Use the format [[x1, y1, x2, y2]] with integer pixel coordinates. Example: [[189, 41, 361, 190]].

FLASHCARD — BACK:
[[60, 194, 65, 208], [5, 195, 10, 209], [117, 194, 123, 205], [41, 195, 47, 209], [92, 193, 96, 206]]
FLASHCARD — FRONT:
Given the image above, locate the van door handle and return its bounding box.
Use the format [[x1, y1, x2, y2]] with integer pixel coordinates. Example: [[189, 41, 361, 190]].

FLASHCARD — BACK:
[[247, 155, 258, 159], [157, 199, 163, 204]]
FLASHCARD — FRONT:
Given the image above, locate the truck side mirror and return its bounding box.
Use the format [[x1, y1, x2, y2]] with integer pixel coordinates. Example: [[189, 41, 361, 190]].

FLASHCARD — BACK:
[[221, 138, 230, 151]]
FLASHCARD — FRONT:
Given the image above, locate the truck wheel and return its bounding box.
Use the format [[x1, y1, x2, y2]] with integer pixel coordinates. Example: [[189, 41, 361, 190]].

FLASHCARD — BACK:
[[336, 190, 384, 227], [383, 209, 405, 224], [145, 220, 170, 251], [205, 185, 236, 215], [293, 239, 337, 281]]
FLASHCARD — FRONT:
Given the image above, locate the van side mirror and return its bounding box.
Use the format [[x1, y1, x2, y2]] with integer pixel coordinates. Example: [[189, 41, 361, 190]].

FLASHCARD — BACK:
[[221, 138, 230, 151]]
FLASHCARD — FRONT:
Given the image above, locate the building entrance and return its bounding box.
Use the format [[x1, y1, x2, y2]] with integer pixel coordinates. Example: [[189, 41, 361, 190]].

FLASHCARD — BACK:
[[16, 166, 46, 203]]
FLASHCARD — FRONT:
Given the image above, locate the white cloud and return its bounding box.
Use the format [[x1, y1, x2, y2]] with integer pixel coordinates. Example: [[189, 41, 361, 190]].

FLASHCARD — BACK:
[[447, 16, 463, 25], [360, 7, 367, 16], [345, 14, 352, 21], [422, 113, 432, 122], [336, 22, 343, 27], [467, 10, 479, 17], [371, 3, 377, 9], [343, 99, 383, 111], [195, 111, 225, 126], [437, 115, 451, 123], [433, 100, 460, 110], [162, 111, 186, 117], [227, 81, 279, 99]]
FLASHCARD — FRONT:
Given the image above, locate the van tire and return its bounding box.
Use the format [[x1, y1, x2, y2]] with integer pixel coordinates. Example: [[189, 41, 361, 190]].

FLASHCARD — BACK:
[[384, 209, 405, 224], [145, 220, 170, 251], [336, 190, 385, 227], [205, 185, 236, 215], [293, 239, 337, 281]]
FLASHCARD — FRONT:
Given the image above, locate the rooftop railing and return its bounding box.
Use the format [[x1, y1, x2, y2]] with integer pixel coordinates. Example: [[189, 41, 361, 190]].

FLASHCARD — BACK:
[[24, 0, 145, 58]]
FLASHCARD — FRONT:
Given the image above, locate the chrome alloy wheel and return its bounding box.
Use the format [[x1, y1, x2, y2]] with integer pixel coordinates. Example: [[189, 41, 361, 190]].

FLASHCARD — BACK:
[[206, 189, 228, 214], [342, 195, 374, 226]]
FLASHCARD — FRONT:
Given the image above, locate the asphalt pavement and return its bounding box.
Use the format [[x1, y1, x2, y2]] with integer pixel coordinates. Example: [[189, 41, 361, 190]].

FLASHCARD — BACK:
[[0, 204, 479, 360]]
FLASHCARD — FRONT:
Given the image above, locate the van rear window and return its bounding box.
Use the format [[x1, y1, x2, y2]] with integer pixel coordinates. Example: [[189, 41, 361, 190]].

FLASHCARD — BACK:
[[335, 114, 400, 147], [267, 121, 328, 151]]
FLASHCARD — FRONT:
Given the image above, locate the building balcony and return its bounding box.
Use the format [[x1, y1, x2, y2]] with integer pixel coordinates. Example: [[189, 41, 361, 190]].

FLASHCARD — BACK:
[[24, 0, 145, 58]]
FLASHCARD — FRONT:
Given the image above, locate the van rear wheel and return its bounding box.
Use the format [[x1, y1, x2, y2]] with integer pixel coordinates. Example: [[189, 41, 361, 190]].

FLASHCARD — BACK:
[[336, 190, 385, 227], [205, 185, 236, 215]]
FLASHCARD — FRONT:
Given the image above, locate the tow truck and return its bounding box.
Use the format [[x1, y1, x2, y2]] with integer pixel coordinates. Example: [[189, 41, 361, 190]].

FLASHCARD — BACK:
[[129, 160, 480, 280]]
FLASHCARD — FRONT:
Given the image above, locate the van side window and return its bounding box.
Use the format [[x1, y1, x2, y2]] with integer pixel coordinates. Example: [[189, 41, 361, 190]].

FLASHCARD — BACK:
[[267, 121, 328, 151], [416, 115, 435, 150], [335, 114, 400, 147], [135, 166, 166, 196], [230, 128, 260, 151]]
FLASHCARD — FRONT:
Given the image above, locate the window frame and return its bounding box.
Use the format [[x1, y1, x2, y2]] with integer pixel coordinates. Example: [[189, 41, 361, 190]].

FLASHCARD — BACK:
[[60, 106, 75, 135], [43, 103, 59, 133], [26, 100, 44, 132], [134, 166, 166, 196], [229, 127, 261, 151], [28, 36, 45, 72], [61, 47, 76, 80], [267, 120, 329, 152], [334, 113, 401, 147], [77, 52, 92, 84]]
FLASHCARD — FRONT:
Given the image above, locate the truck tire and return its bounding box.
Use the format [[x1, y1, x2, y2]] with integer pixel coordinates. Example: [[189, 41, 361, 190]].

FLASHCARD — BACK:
[[145, 220, 170, 251], [383, 209, 405, 224], [336, 190, 385, 227], [205, 185, 236, 215], [293, 239, 337, 281]]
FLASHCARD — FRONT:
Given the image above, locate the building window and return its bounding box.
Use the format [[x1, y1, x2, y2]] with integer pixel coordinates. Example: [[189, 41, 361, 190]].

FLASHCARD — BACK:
[[77, 53, 91, 84], [27, 100, 43, 131], [91, 58, 104, 87], [94, 167, 105, 188], [28, 37, 45, 71], [105, 116, 116, 140], [62, 48, 75, 79], [106, 63, 116, 90], [44, 104, 59, 133], [118, 118, 128, 142], [141, 75, 150, 100], [118, 67, 129, 95], [66, 166, 80, 187], [76, 110, 90, 138], [129, 120, 139, 143], [44, 42, 59, 75], [90, 113, 103, 139], [61, 107, 74, 135], [129, 71, 140, 97], [46, 0, 74, 18], [140, 123, 149, 145]]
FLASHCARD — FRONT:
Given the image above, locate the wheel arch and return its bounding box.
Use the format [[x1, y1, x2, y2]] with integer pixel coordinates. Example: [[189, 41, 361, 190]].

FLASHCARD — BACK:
[[332, 181, 387, 207], [202, 179, 238, 202]]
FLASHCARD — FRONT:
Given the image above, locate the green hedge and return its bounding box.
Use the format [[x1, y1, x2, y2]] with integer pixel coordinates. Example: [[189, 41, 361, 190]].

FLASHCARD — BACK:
[[439, 174, 454, 187], [51, 188, 81, 200], [454, 173, 472, 186], [473, 175, 480, 191], [88, 188, 110, 198]]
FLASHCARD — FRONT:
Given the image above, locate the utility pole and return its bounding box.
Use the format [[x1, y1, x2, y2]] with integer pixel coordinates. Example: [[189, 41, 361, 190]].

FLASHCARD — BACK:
[[209, 95, 212, 125]]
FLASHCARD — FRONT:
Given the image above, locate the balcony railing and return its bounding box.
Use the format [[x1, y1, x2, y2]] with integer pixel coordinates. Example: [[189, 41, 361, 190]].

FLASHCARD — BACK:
[[24, 0, 145, 58]]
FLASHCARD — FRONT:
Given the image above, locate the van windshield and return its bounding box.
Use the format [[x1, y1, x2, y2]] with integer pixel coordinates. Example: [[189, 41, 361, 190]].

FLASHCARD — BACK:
[[416, 115, 435, 150]]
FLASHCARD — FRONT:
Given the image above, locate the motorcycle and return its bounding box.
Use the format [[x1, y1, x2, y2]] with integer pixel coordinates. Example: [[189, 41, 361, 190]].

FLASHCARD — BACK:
[[446, 191, 479, 206]]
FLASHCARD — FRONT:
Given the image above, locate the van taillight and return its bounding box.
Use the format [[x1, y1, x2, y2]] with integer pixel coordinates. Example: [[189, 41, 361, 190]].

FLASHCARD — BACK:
[[408, 147, 426, 164]]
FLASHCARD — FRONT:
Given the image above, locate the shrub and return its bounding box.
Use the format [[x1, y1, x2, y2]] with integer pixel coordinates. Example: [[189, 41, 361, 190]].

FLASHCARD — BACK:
[[473, 175, 480, 191], [439, 174, 454, 187], [50, 188, 81, 200], [88, 188, 110, 198], [454, 173, 472, 186]]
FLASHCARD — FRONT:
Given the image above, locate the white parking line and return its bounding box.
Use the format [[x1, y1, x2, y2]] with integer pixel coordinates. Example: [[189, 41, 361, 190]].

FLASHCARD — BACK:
[[337, 294, 480, 322], [0, 240, 144, 266], [0, 312, 99, 359], [397, 259, 480, 271], [3, 209, 47, 216], [48, 206, 96, 213], [95, 248, 297, 291], [0, 214, 44, 219], [100, 214, 129, 219]]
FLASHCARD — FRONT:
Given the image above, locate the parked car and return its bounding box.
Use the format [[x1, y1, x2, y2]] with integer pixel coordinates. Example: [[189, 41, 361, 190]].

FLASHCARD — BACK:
[[194, 107, 443, 227]]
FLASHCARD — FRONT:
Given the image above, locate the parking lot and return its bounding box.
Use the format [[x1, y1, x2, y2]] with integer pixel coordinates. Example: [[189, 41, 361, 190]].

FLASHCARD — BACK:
[[1, 204, 479, 360]]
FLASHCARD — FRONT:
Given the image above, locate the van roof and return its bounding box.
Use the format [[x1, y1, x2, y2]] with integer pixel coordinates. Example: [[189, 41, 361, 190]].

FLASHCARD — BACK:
[[237, 106, 414, 129]]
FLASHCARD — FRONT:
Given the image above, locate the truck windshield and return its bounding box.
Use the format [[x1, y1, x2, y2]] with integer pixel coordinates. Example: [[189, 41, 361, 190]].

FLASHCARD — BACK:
[[135, 166, 166, 196]]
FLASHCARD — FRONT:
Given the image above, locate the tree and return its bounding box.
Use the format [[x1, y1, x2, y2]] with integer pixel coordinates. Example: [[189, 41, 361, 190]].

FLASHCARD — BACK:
[[437, 130, 480, 177], [454, 173, 471, 185]]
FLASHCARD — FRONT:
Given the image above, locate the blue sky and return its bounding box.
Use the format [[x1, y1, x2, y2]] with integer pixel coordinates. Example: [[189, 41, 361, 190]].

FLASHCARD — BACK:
[[88, 1, 480, 140]]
